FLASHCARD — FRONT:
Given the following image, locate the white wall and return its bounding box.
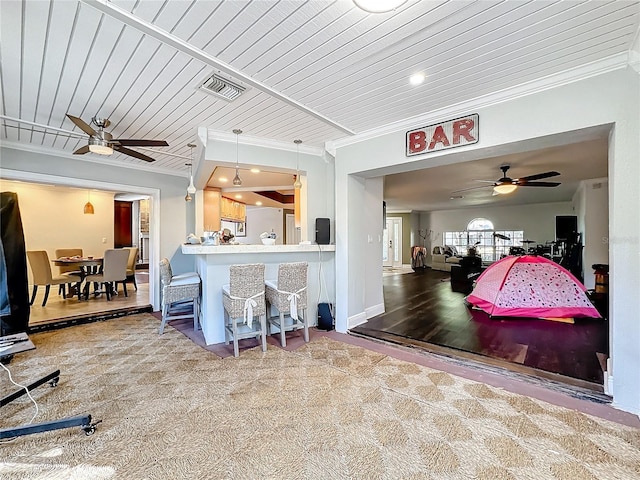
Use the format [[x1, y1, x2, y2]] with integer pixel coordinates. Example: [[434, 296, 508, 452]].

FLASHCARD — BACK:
[[239, 206, 283, 245], [419, 201, 574, 264], [0, 180, 116, 282], [334, 67, 640, 414], [572, 179, 609, 289]]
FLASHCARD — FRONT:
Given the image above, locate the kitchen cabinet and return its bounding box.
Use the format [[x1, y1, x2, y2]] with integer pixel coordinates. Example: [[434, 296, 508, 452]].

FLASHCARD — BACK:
[[221, 196, 246, 222]]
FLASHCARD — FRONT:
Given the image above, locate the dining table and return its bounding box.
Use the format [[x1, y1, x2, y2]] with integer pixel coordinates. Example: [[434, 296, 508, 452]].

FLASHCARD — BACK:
[[52, 257, 104, 300]]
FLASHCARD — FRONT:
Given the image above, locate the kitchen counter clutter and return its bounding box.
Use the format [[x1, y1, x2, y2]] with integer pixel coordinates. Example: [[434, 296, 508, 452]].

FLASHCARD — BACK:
[[181, 243, 335, 346], [182, 243, 335, 254]]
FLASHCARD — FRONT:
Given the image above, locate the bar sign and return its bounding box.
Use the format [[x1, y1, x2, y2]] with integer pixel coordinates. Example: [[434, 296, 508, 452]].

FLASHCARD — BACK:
[[406, 114, 479, 156]]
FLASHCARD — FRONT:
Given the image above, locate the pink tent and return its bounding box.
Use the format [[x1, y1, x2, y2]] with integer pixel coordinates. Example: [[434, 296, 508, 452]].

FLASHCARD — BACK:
[[466, 255, 600, 319]]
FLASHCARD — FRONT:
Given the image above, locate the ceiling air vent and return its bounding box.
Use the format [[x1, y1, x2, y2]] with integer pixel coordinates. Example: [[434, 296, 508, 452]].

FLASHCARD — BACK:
[[199, 73, 248, 101]]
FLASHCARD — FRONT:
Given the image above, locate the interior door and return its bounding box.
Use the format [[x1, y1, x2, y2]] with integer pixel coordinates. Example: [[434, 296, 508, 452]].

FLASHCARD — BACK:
[[383, 217, 403, 267], [285, 214, 299, 245], [114, 201, 133, 248]]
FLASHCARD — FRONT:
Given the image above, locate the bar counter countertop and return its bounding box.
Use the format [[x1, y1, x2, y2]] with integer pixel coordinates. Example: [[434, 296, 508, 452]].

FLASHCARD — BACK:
[[181, 243, 336, 345]]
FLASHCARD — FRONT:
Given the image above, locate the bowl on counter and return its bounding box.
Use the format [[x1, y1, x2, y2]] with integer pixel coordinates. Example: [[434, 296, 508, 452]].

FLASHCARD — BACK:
[[261, 238, 276, 245]]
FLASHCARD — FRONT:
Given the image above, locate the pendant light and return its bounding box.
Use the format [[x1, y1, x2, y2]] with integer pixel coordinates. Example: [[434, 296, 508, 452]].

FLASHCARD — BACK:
[[232, 129, 242, 186], [84, 190, 95, 214], [185, 143, 197, 202], [293, 139, 302, 189]]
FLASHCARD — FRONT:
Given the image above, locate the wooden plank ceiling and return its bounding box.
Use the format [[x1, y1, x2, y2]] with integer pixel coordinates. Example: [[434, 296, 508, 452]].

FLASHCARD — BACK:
[[1, 0, 638, 178]]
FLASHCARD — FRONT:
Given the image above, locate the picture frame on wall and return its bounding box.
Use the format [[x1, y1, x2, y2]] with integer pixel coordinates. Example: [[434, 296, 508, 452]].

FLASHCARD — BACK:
[[235, 221, 246, 237]]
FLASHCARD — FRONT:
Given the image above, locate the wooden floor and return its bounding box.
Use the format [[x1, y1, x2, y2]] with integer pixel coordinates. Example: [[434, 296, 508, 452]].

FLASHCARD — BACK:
[[352, 267, 608, 391], [27, 271, 152, 330]]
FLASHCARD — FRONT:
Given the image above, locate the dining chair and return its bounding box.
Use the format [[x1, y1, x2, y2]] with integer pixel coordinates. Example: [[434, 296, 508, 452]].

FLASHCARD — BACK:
[[83, 249, 129, 301], [55, 248, 83, 297], [26, 250, 82, 306], [222, 263, 267, 357], [159, 258, 201, 335], [265, 262, 308, 347], [124, 247, 139, 291]]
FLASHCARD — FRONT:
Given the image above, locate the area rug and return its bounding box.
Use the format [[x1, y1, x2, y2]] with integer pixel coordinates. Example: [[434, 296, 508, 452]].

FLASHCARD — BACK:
[[1, 314, 639, 479]]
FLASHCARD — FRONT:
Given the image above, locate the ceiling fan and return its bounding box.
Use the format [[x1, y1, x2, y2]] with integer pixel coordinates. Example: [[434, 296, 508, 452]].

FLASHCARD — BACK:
[[453, 165, 561, 195], [66, 114, 169, 162]]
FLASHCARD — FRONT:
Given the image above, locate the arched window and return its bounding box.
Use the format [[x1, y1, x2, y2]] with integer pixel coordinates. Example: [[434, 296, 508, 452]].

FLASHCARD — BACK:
[[467, 218, 493, 231]]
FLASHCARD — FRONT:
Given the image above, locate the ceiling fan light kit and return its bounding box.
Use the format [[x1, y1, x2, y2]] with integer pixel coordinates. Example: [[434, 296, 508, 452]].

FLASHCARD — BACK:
[[88, 137, 113, 155], [66, 113, 169, 163], [452, 165, 561, 196], [493, 184, 518, 195]]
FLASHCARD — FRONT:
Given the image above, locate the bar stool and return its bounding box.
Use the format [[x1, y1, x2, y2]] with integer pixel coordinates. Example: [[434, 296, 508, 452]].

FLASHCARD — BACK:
[[222, 263, 266, 357], [159, 258, 201, 334], [265, 262, 308, 347]]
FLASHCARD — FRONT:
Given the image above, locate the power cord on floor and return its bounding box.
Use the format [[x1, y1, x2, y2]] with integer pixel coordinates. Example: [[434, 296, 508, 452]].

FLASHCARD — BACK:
[[0, 360, 39, 443]]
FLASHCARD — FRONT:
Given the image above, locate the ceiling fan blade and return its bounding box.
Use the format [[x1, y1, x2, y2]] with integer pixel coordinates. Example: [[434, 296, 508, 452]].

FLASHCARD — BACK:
[[112, 139, 169, 147], [451, 184, 493, 194], [518, 181, 561, 187], [516, 171, 560, 182], [73, 145, 90, 155], [114, 145, 156, 162], [66, 114, 97, 137], [472, 180, 497, 183]]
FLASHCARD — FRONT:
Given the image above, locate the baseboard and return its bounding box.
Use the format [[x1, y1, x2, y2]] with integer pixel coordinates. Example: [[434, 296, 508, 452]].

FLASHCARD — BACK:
[[348, 312, 367, 329], [365, 303, 385, 319]]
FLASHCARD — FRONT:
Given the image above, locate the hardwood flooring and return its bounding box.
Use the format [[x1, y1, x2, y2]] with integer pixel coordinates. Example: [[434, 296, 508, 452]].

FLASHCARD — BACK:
[[27, 271, 152, 331], [352, 267, 608, 392]]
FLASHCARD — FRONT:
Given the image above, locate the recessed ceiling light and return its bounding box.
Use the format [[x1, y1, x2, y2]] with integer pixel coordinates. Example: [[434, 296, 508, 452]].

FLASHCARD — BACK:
[[250, 168, 260, 173], [353, 0, 407, 13], [235, 194, 242, 199], [450, 195, 464, 200], [256, 201, 262, 206], [410, 73, 426, 86], [219, 177, 228, 183]]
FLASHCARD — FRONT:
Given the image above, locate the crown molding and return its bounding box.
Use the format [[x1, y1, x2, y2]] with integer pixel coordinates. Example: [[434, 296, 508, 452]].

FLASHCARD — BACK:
[[327, 53, 629, 151], [0, 140, 184, 177], [205, 129, 324, 157]]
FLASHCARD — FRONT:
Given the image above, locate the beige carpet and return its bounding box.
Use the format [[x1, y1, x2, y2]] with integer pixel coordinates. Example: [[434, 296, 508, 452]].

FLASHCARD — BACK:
[[1, 314, 639, 479]]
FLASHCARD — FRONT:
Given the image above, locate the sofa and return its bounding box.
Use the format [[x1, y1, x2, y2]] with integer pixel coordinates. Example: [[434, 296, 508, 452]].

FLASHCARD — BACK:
[[431, 245, 463, 272]]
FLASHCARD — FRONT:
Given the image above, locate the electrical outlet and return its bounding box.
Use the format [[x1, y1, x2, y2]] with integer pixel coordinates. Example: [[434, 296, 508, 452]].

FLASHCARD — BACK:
[[102, 237, 107, 244]]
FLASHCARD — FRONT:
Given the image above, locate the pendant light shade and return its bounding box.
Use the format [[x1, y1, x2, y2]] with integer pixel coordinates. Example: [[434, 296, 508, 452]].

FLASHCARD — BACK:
[[84, 190, 94, 214], [185, 143, 196, 202], [293, 139, 302, 189], [232, 129, 242, 186]]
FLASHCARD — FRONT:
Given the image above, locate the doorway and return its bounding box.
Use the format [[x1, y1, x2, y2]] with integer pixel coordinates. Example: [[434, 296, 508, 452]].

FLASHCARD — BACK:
[[383, 217, 403, 268], [114, 200, 133, 248]]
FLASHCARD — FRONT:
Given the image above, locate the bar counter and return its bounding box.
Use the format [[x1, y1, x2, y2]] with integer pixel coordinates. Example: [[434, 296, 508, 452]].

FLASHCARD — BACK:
[[181, 243, 336, 345]]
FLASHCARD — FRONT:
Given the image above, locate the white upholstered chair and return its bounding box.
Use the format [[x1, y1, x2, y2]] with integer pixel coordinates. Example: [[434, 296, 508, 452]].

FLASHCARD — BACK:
[[159, 258, 201, 334], [265, 262, 308, 347], [222, 263, 267, 357], [27, 250, 82, 306]]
